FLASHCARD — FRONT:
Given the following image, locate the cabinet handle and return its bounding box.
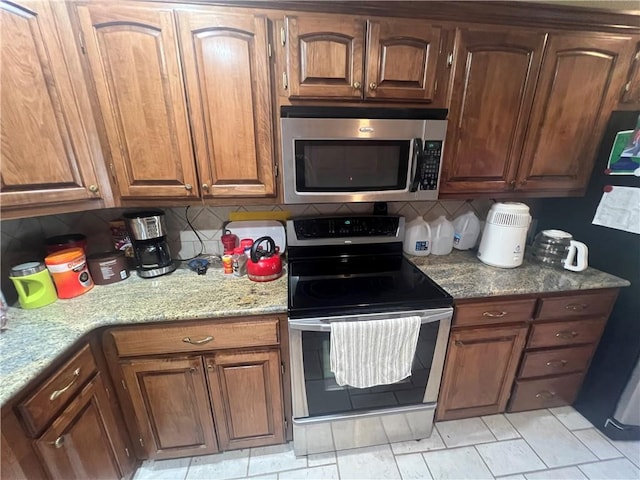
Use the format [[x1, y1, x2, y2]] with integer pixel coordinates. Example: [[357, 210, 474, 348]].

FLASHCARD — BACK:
[[207, 363, 214, 371], [565, 303, 588, 311], [49, 368, 80, 401], [202, 183, 209, 191], [182, 336, 214, 345], [447, 52, 453, 67], [454, 340, 464, 346], [88, 184, 99, 193], [556, 331, 578, 339], [184, 183, 193, 191], [369, 82, 377, 91], [482, 311, 507, 318], [49, 436, 65, 448], [189, 367, 197, 374], [546, 359, 568, 368], [535, 391, 556, 400], [353, 81, 361, 89]]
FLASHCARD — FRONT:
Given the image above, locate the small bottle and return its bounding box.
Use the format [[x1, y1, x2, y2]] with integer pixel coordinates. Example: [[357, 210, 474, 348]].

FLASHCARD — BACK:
[[222, 255, 233, 274], [232, 247, 247, 277]]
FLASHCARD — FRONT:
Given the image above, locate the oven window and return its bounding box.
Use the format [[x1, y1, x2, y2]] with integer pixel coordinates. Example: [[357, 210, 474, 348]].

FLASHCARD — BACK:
[[301, 321, 439, 417], [294, 140, 410, 192]]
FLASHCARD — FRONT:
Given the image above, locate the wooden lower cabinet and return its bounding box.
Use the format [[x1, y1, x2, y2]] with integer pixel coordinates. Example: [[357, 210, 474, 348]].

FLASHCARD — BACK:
[[437, 324, 528, 420], [206, 349, 285, 450], [105, 316, 287, 460], [34, 373, 132, 480], [120, 357, 218, 459]]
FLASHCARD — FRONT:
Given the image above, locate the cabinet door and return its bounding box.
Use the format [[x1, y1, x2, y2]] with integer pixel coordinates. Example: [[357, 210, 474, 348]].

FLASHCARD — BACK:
[[206, 349, 284, 451], [516, 34, 634, 194], [285, 14, 365, 99], [34, 373, 132, 480], [620, 40, 640, 106], [76, 4, 199, 199], [176, 10, 276, 198], [365, 18, 444, 102], [121, 357, 218, 459], [440, 29, 546, 195], [1, 1, 103, 209], [437, 324, 528, 421]]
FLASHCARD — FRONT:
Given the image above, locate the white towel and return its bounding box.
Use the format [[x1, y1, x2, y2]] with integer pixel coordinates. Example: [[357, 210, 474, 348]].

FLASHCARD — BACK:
[[330, 316, 421, 389]]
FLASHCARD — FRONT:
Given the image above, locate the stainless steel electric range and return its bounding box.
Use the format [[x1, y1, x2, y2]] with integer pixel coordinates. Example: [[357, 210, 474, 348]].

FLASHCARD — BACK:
[[286, 215, 453, 456]]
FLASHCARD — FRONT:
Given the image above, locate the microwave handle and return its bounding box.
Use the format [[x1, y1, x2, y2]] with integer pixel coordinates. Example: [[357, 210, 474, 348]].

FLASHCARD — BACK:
[[410, 138, 424, 192]]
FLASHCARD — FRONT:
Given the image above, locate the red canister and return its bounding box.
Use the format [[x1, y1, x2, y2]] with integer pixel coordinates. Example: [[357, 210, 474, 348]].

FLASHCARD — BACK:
[[221, 230, 239, 254], [45, 248, 94, 298]]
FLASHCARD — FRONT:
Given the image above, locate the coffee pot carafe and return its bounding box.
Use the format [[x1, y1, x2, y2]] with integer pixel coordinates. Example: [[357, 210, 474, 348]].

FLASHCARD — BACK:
[[530, 229, 589, 272]]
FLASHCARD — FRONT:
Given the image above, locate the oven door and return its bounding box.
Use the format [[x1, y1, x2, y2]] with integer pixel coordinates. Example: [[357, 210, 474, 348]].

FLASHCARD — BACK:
[[288, 308, 452, 455]]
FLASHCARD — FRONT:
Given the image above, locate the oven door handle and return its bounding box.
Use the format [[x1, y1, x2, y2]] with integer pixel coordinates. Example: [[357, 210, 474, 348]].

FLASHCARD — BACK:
[[288, 320, 332, 332]]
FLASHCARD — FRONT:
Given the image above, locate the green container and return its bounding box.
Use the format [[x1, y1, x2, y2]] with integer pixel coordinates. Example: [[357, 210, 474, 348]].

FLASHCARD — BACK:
[[9, 262, 58, 309]]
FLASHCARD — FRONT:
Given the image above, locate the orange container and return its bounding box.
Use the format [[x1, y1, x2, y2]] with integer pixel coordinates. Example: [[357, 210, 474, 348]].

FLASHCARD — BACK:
[[45, 248, 94, 299]]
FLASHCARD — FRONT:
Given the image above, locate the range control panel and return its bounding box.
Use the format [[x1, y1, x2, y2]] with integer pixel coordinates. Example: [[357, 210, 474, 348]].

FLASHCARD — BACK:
[[293, 216, 401, 239], [418, 141, 443, 190]]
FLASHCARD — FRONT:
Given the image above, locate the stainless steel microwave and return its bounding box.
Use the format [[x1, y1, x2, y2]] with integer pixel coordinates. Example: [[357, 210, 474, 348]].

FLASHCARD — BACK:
[[281, 106, 447, 204]]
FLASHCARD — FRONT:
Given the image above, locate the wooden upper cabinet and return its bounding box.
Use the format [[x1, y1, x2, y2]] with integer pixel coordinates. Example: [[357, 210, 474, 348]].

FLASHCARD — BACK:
[[440, 29, 546, 195], [176, 10, 276, 198], [205, 349, 284, 451], [620, 41, 640, 106], [121, 356, 218, 459], [516, 34, 634, 194], [285, 14, 365, 99], [76, 3, 199, 199], [1, 1, 104, 209], [437, 324, 528, 421], [365, 18, 444, 102], [34, 373, 131, 480]]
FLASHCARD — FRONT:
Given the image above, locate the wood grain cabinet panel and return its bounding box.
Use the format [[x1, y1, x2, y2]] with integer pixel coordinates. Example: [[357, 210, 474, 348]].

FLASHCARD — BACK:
[[437, 324, 528, 420], [518, 345, 594, 378], [536, 290, 617, 321], [176, 10, 276, 198], [285, 14, 365, 99], [527, 318, 607, 349], [34, 373, 132, 480], [120, 357, 218, 459], [0, 1, 103, 209], [76, 3, 198, 199], [620, 40, 640, 106], [205, 349, 284, 451], [509, 373, 584, 412], [365, 18, 444, 102], [440, 28, 546, 195], [454, 298, 537, 327], [516, 33, 634, 194]]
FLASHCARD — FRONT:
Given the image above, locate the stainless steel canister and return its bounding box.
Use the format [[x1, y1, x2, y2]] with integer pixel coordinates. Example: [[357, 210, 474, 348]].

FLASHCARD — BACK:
[[123, 210, 168, 240]]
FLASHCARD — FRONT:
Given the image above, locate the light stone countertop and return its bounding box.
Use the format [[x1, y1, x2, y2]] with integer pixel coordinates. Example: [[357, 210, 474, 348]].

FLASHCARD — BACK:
[[0, 266, 288, 406], [0, 251, 630, 406], [408, 250, 630, 299]]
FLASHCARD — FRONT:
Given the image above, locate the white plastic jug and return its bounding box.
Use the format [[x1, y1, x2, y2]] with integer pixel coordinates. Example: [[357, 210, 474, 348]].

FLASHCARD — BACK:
[[403, 217, 432, 256], [430, 216, 454, 255], [453, 211, 481, 250]]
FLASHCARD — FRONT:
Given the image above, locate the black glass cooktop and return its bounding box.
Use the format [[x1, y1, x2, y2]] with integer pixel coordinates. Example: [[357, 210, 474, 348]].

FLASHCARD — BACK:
[[288, 254, 452, 319]]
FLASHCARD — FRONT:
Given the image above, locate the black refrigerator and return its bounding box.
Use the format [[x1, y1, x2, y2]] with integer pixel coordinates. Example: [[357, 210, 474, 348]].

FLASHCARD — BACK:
[[536, 110, 640, 441]]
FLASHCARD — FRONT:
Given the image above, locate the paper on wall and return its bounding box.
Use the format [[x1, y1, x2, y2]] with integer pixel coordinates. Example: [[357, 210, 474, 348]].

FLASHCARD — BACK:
[[592, 186, 640, 235]]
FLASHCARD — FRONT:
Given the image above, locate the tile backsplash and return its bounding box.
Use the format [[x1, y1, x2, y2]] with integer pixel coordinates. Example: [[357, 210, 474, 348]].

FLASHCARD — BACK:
[[0, 199, 492, 302]]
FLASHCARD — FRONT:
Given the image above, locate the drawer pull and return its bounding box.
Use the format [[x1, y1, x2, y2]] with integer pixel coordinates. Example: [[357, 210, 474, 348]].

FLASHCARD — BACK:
[[49, 368, 80, 401], [556, 331, 578, 340], [565, 303, 588, 311], [454, 340, 464, 346], [49, 436, 65, 448], [482, 311, 507, 318], [536, 391, 556, 399], [182, 336, 214, 345], [546, 360, 568, 368]]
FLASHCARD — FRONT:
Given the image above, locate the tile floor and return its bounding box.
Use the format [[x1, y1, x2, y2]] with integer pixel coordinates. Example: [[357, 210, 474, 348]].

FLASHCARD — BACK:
[[133, 407, 640, 480]]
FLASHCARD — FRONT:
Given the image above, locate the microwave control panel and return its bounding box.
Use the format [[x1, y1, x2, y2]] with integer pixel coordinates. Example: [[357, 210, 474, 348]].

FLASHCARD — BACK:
[[418, 141, 443, 190]]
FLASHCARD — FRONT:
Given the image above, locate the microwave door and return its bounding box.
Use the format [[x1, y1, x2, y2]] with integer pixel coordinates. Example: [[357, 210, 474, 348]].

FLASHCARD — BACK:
[[410, 138, 424, 192]]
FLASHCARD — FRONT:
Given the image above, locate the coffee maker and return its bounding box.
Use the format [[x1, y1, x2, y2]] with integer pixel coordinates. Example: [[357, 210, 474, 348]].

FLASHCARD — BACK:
[[123, 210, 176, 278]]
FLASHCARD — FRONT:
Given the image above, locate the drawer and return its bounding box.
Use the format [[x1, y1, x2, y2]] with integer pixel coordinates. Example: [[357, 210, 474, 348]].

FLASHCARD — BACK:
[[109, 318, 279, 357], [536, 290, 617, 321], [527, 318, 606, 349], [518, 345, 595, 379], [454, 299, 536, 326], [508, 373, 584, 412], [18, 344, 97, 437]]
